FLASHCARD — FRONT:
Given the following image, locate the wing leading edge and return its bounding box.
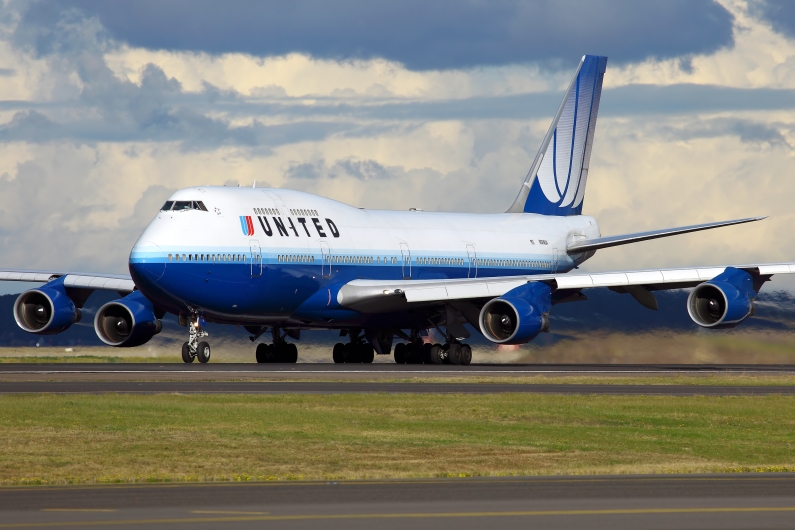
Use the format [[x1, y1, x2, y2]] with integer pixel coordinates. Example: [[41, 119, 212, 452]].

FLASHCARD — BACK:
[[0, 269, 135, 293], [336, 262, 795, 313]]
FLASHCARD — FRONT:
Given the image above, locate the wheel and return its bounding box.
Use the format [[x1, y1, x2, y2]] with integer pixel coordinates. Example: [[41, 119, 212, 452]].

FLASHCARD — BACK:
[[264, 344, 276, 362], [287, 343, 298, 363], [437, 344, 449, 364], [430, 344, 443, 365], [461, 344, 472, 365], [421, 343, 433, 364], [360, 344, 374, 364], [448, 343, 462, 365], [333, 343, 345, 363], [197, 341, 211, 363], [394, 343, 407, 364], [344, 343, 360, 363], [256, 343, 268, 363], [181, 342, 194, 363]]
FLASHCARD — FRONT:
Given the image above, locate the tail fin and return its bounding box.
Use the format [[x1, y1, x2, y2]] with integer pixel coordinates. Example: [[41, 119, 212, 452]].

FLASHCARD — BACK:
[[507, 55, 607, 215]]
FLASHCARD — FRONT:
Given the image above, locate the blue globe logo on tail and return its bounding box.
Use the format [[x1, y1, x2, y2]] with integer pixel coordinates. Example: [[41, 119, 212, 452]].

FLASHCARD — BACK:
[[522, 55, 607, 216]]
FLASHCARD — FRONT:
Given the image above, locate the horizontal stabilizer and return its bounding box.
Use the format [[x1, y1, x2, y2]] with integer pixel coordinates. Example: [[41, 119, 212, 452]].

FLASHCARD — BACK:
[[567, 217, 766, 254]]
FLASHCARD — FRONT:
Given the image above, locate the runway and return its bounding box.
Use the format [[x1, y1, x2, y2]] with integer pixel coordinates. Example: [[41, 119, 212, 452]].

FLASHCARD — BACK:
[[1, 362, 794, 374], [1, 474, 794, 529], [1, 380, 794, 394]]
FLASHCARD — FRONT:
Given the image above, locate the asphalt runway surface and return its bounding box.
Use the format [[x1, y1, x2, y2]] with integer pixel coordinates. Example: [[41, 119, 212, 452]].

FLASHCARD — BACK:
[[1, 380, 794, 394], [2, 362, 794, 373], [1, 363, 793, 394], [1, 474, 794, 529]]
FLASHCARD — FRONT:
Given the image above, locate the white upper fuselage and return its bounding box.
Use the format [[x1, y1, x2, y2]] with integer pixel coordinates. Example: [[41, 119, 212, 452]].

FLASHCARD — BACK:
[[132, 186, 601, 270]]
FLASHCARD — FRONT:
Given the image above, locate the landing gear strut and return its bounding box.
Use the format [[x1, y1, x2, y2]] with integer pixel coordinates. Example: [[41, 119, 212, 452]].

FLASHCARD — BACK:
[[255, 327, 298, 363], [333, 329, 375, 363], [182, 314, 211, 363]]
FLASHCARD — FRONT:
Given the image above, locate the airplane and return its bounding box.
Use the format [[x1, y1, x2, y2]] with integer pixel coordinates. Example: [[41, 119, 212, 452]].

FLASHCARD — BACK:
[[2, 55, 792, 365]]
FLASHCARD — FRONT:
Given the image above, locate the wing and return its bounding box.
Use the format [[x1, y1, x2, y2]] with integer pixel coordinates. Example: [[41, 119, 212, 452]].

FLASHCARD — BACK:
[[337, 262, 795, 313], [0, 269, 136, 293]]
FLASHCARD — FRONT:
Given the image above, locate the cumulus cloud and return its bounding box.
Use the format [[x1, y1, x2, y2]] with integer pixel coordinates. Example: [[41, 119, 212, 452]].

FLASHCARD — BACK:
[[24, 0, 735, 70]]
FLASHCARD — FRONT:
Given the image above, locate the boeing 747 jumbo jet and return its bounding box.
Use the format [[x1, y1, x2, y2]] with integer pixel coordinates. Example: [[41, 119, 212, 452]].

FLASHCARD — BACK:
[[2, 55, 791, 364]]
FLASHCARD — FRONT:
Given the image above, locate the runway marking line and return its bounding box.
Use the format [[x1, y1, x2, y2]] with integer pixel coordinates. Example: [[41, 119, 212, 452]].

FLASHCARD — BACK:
[[190, 510, 268, 515], [40, 509, 116, 513], [4, 506, 795, 527]]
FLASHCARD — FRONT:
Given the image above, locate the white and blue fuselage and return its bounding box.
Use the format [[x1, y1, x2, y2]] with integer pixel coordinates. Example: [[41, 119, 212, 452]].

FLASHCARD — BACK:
[[129, 186, 599, 328]]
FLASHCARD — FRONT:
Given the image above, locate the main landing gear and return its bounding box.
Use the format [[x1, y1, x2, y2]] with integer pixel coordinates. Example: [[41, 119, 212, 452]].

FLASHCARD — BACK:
[[332, 329, 375, 363], [255, 327, 299, 363], [393, 331, 472, 365], [182, 314, 211, 363]]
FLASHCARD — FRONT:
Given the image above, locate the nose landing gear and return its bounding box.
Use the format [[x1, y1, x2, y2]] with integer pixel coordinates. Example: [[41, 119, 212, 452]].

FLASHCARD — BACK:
[[182, 314, 210, 363]]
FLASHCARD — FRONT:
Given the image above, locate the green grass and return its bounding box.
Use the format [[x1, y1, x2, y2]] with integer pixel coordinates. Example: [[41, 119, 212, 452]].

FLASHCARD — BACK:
[[0, 355, 183, 363], [0, 393, 793, 485]]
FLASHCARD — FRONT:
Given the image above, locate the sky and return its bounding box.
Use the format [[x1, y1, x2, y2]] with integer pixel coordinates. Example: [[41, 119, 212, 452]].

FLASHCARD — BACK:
[[1, 0, 795, 295]]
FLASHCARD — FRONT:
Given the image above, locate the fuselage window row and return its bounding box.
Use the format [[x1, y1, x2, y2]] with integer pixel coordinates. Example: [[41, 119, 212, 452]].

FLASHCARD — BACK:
[[277, 255, 315, 263], [254, 208, 319, 217], [168, 254, 247, 262]]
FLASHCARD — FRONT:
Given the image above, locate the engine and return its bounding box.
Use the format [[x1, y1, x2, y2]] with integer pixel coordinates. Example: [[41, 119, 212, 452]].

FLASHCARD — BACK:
[[687, 267, 756, 329], [13, 277, 81, 335], [479, 282, 551, 344], [94, 291, 162, 347]]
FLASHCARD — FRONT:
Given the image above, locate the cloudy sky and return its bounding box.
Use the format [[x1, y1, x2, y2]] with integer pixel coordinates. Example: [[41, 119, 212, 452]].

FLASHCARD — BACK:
[[1, 0, 795, 295]]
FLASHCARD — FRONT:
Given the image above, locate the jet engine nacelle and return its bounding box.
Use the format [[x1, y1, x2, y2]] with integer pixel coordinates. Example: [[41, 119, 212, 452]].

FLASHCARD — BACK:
[[479, 282, 551, 344], [13, 277, 81, 335], [95, 291, 162, 347], [687, 267, 757, 329]]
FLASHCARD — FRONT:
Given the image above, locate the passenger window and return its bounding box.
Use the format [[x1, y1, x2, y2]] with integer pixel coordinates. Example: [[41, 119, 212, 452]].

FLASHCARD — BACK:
[[161, 201, 174, 211], [168, 254, 173, 261]]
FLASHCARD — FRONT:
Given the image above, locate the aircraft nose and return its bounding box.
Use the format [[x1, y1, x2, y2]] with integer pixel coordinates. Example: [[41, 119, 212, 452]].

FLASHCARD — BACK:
[[129, 241, 165, 283]]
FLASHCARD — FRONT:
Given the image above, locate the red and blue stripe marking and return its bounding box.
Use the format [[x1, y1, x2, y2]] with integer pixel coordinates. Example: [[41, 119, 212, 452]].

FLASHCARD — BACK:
[[239, 216, 254, 236]]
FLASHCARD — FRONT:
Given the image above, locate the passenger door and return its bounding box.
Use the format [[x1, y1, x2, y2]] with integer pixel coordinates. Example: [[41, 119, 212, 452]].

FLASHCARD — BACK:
[[400, 243, 411, 280], [466, 244, 477, 278], [250, 240, 262, 277], [320, 241, 331, 278], [552, 248, 558, 273]]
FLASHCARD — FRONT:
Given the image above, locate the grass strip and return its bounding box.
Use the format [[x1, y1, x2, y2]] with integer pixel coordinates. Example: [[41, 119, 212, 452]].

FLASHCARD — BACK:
[[0, 393, 793, 485]]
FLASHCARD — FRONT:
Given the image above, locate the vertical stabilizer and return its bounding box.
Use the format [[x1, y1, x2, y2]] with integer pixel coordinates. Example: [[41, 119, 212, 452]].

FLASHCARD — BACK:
[[507, 55, 607, 215]]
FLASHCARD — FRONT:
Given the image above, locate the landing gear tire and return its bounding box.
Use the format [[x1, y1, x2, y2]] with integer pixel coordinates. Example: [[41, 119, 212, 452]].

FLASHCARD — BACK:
[[460, 344, 472, 366], [333, 343, 346, 363], [448, 343, 462, 365], [394, 342, 407, 364], [430, 344, 443, 365], [196, 341, 211, 363], [421, 343, 433, 364], [286, 343, 298, 363], [256, 343, 268, 363], [360, 344, 375, 364], [181, 342, 194, 363]]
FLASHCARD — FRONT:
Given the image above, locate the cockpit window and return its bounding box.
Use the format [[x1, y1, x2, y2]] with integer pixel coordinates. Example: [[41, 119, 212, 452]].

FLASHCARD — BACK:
[[163, 200, 208, 212]]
